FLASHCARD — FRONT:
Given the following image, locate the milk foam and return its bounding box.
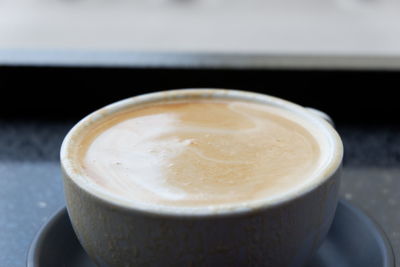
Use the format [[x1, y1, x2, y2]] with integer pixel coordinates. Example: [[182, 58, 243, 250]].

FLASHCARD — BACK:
[[78, 100, 325, 207]]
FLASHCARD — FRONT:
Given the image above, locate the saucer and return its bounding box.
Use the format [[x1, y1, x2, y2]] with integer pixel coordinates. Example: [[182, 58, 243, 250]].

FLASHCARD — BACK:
[[27, 200, 395, 267]]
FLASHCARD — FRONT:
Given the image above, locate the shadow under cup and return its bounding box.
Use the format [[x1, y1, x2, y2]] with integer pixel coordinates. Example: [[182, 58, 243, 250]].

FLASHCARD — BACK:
[[60, 89, 343, 267]]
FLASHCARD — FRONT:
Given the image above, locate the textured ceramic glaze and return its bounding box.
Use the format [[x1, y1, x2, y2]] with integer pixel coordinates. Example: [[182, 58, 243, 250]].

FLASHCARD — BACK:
[[61, 89, 343, 267]]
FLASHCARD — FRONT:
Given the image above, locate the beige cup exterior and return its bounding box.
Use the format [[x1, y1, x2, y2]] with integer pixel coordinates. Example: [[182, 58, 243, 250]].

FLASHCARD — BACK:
[[61, 89, 343, 267]]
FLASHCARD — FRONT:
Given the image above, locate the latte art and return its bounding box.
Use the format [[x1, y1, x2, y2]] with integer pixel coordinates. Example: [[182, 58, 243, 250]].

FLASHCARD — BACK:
[[78, 100, 326, 207]]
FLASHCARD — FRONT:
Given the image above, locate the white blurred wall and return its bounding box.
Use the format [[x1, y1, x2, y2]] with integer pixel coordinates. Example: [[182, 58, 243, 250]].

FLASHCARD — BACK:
[[1, 0, 400, 54]]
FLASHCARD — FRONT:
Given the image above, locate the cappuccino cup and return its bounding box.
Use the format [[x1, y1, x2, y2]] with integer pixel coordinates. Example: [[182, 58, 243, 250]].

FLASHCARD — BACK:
[[60, 89, 343, 267]]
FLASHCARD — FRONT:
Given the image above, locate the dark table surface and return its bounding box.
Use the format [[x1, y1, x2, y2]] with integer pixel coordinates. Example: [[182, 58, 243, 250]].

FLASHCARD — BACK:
[[0, 120, 399, 267]]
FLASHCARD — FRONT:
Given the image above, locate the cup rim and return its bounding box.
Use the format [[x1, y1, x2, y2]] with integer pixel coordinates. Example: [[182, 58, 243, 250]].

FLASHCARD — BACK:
[[60, 88, 343, 217]]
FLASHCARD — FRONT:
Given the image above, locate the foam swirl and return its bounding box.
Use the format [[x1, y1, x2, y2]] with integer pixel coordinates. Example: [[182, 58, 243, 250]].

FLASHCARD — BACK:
[[80, 100, 323, 207]]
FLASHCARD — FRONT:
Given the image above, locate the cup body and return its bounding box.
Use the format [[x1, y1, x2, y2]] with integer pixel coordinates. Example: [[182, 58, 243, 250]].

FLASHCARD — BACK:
[[61, 89, 343, 267]]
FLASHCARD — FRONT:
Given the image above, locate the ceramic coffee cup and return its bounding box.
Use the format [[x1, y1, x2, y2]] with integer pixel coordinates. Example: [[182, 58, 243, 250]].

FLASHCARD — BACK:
[[60, 89, 343, 267]]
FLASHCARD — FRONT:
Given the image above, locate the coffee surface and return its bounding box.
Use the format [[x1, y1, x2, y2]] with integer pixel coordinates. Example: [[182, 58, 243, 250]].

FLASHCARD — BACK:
[[78, 100, 322, 207]]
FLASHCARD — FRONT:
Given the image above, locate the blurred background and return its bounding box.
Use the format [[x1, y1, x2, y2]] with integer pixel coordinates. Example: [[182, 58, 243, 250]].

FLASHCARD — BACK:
[[2, 0, 400, 121], [1, 0, 399, 266]]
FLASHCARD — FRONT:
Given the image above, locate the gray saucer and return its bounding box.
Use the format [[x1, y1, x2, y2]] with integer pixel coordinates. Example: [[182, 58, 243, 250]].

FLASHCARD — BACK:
[[27, 200, 395, 267]]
